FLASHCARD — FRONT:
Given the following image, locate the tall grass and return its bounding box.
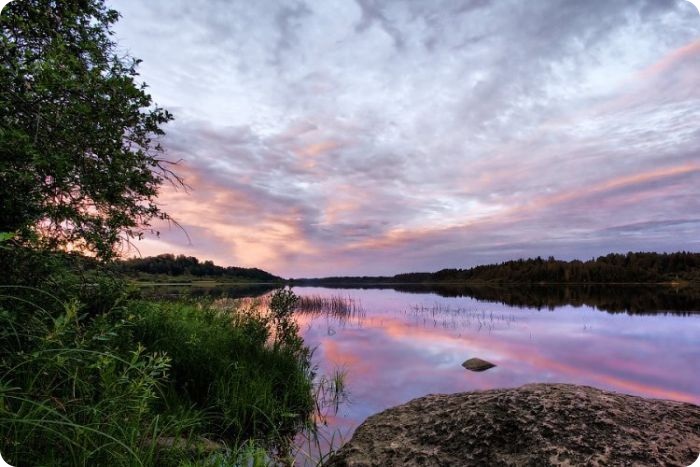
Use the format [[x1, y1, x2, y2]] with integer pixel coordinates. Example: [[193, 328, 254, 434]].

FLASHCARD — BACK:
[[133, 297, 315, 444], [296, 295, 365, 321], [0, 287, 201, 466], [0, 245, 348, 466], [0, 252, 320, 467], [406, 303, 518, 332], [292, 367, 349, 467]]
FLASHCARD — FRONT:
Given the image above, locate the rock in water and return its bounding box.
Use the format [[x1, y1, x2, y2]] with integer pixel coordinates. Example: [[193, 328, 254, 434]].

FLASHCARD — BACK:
[[462, 357, 496, 371], [324, 384, 700, 467]]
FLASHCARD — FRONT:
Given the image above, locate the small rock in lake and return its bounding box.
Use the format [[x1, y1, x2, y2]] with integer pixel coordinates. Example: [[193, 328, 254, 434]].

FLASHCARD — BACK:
[[462, 358, 495, 372]]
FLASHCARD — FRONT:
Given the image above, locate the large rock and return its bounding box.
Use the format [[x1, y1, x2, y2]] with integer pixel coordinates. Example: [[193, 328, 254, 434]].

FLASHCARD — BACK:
[[324, 384, 700, 466]]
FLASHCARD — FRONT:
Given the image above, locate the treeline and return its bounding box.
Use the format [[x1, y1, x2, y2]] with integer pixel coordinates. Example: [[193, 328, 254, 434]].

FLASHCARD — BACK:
[[408, 252, 700, 283], [115, 254, 282, 282], [294, 252, 700, 285], [292, 275, 395, 285]]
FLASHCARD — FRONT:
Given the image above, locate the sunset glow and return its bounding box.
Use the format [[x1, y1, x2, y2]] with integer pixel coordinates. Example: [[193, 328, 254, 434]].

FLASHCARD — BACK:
[[111, 0, 700, 276]]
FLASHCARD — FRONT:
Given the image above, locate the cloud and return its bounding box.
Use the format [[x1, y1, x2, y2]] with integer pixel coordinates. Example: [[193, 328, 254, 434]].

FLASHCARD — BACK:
[[111, 0, 700, 276]]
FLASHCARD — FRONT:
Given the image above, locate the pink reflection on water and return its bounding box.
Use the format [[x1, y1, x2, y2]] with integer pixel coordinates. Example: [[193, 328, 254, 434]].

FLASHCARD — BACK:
[[293, 286, 700, 460]]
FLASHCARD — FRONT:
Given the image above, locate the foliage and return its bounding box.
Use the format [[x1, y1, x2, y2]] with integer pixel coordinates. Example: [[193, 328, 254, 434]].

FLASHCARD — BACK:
[[0, 0, 178, 260], [269, 288, 302, 348], [0, 255, 316, 466], [133, 290, 314, 443], [0, 287, 189, 466], [0, 246, 131, 317], [408, 251, 700, 283]]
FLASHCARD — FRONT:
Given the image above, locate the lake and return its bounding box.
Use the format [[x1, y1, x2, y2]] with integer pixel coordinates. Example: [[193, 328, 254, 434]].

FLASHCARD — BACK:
[[290, 285, 700, 463]]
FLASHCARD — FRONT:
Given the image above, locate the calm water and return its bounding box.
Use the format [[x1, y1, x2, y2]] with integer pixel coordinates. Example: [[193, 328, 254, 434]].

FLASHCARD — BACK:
[[291, 286, 700, 461]]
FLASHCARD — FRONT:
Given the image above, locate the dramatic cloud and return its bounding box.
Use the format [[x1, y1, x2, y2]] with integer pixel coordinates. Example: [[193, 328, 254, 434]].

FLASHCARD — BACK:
[[111, 0, 700, 276]]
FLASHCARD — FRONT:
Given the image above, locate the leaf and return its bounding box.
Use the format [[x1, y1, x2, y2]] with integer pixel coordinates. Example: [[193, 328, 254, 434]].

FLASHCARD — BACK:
[[0, 232, 15, 243]]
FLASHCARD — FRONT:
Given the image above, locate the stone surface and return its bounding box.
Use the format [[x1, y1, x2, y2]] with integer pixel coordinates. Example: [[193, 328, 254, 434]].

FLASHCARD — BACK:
[[462, 357, 496, 372], [324, 384, 700, 467]]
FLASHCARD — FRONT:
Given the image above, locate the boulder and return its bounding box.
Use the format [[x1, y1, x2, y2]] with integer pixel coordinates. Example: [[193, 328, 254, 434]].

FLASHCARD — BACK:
[[462, 357, 496, 372], [324, 384, 700, 466]]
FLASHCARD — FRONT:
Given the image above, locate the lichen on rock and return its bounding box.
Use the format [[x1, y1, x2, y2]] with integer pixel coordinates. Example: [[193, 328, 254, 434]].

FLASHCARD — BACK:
[[324, 383, 700, 466]]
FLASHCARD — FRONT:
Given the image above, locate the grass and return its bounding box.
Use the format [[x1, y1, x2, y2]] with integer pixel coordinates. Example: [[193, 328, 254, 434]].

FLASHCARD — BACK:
[[292, 367, 349, 466], [406, 303, 518, 332], [133, 298, 315, 443], [0, 288, 187, 466], [0, 250, 325, 466], [0, 247, 352, 466], [296, 294, 365, 321]]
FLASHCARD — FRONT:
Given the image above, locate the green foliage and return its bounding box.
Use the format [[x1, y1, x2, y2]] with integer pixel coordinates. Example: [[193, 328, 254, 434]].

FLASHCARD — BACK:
[[133, 290, 314, 444], [409, 251, 700, 284], [0, 246, 131, 317], [0, 258, 316, 465], [0, 0, 178, 259], [269, 288, 303, 348], [0, 288, 193, 466]]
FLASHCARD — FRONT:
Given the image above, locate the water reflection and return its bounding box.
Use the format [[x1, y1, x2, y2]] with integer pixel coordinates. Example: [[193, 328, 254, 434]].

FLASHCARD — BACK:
[[292, 286, 700, 463], [306, 283, 700, 315]]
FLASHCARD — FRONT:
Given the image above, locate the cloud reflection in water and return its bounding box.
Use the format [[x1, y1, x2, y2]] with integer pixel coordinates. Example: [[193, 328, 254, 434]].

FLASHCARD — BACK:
[[295, 287, 700, 448]]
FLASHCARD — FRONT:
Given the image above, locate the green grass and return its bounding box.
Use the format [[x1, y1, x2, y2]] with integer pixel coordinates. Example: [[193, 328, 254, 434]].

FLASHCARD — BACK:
[[0, 291, 188, 466], [0, 251, 320, 466], [133, 298, 315, 443]]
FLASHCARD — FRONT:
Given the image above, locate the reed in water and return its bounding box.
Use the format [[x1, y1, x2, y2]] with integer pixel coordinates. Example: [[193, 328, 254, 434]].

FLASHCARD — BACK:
[[296, 294, 365, 318]]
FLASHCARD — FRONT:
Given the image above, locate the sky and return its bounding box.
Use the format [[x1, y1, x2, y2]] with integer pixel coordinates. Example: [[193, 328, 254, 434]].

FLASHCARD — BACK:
[[110, 0, 700, 278]]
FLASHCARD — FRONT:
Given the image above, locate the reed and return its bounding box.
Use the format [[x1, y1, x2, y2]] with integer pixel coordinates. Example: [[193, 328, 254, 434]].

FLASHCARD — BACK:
[[406, 303, 518, 332], [296, 294, 365, 320]]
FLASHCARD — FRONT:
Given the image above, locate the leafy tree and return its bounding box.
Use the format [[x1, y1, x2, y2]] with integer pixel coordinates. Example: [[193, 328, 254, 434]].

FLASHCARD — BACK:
[[0, 0, 180, 260]]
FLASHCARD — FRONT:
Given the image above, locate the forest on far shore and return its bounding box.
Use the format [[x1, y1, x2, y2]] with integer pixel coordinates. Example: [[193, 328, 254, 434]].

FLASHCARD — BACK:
[[292, 251, 700, 285], [112, 251, 700, 285], [115, 254, 283, 282]]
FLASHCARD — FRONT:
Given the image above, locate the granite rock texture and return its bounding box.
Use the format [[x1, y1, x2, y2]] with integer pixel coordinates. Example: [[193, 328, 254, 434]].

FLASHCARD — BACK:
[[325, 384, 700, 467]]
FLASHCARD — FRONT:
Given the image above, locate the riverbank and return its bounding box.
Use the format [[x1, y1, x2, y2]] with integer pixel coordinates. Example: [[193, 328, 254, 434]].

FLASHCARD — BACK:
[[0, 249, 315, 466]]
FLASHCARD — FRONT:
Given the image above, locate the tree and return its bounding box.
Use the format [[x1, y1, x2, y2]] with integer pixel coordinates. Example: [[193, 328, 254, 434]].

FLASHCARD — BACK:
[[0, 0, 180, 260]]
